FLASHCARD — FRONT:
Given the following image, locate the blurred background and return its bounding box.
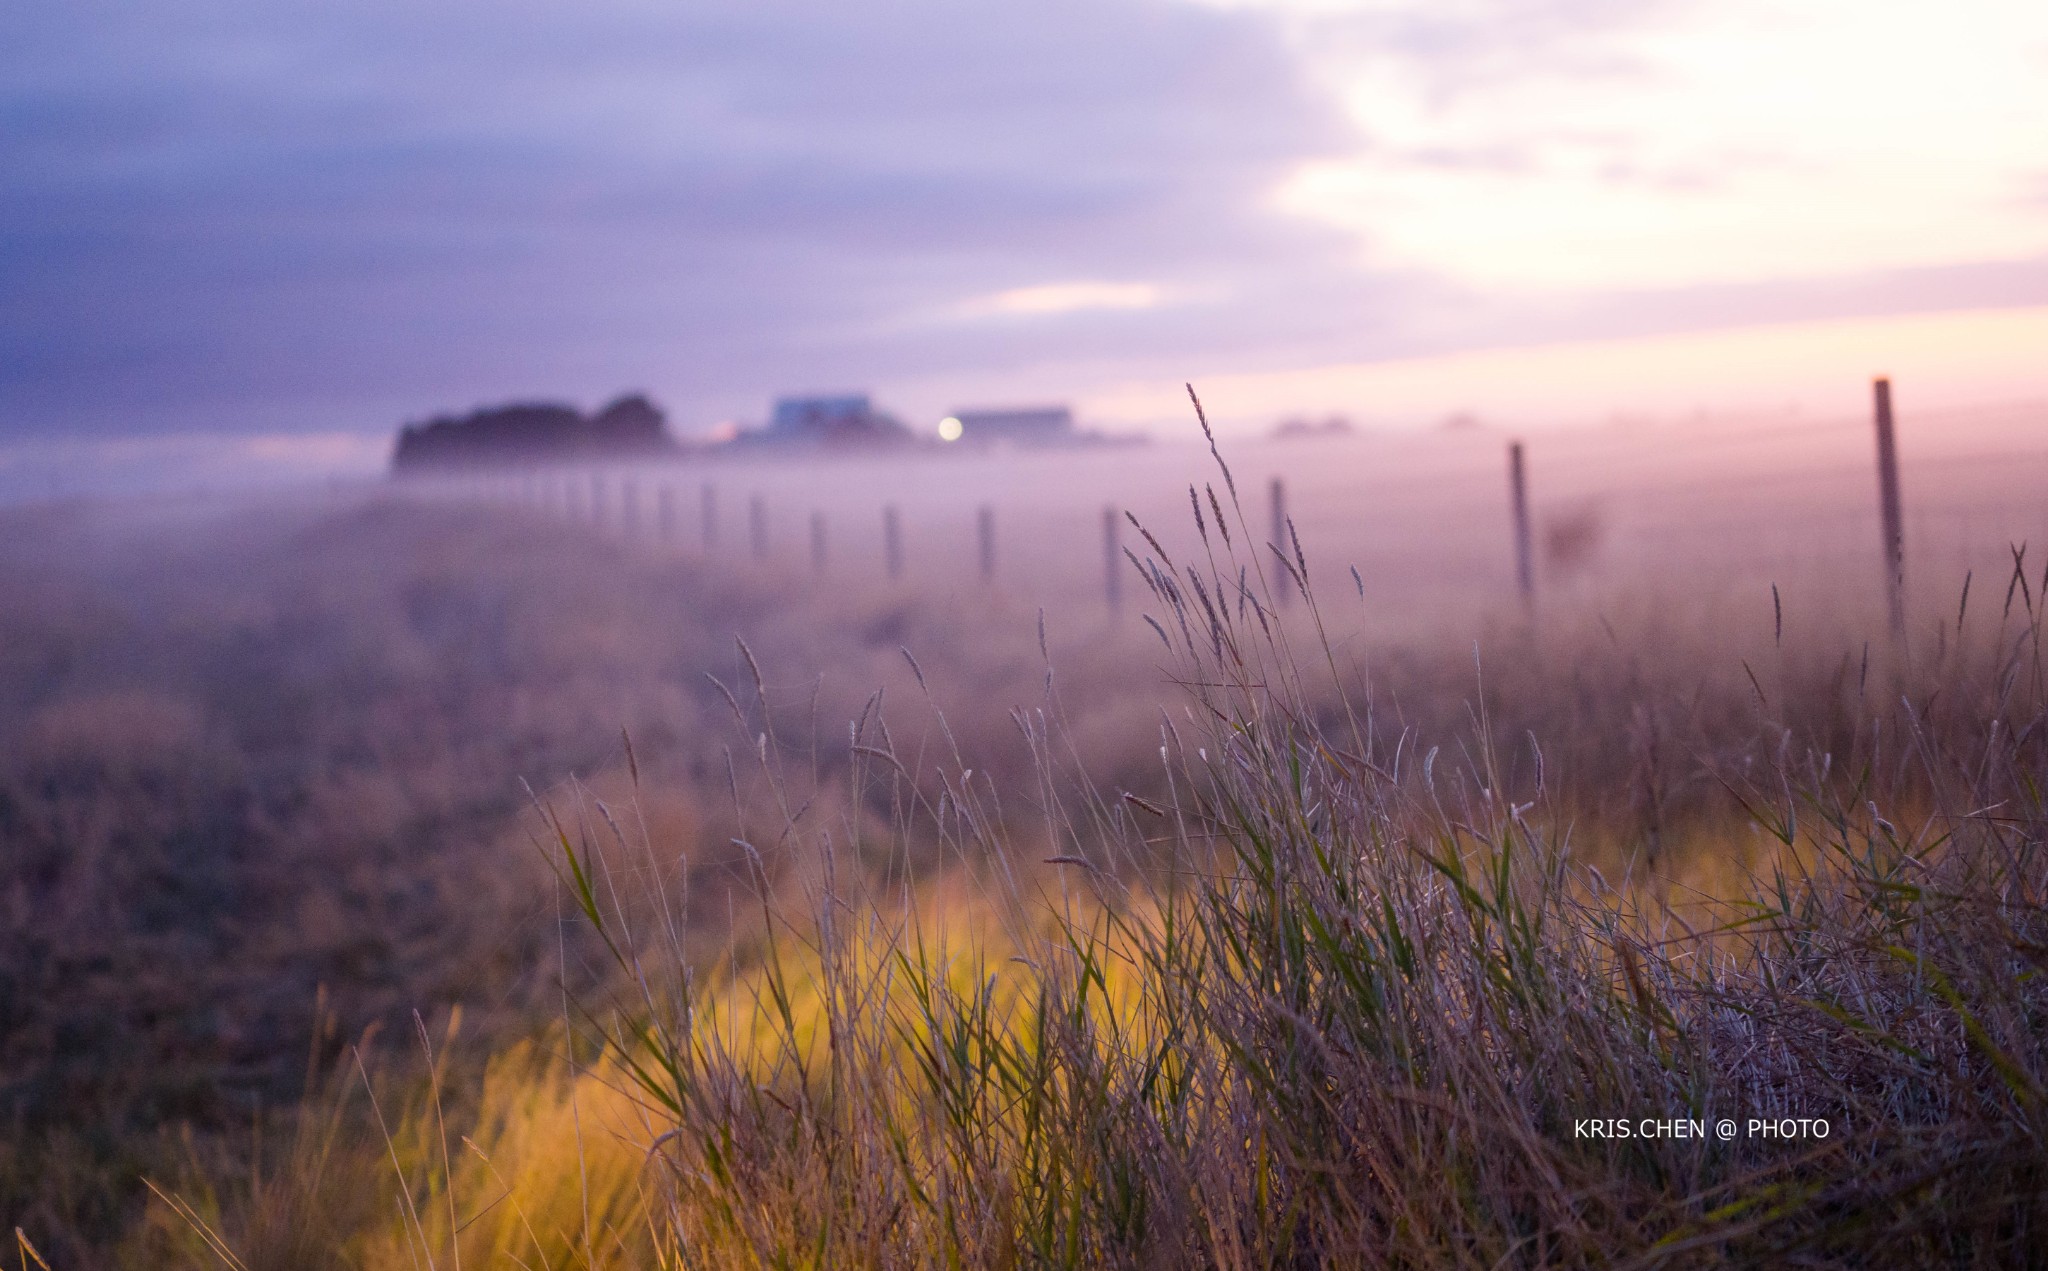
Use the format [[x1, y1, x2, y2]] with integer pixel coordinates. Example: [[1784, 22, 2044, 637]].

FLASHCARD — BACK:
[[5, 0, 2048, 497], [7, 0, 2048, 1258]]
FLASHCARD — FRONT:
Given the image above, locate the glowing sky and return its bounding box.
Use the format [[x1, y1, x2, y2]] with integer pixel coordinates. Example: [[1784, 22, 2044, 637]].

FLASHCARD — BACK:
[[4, 0, 2046, 477], [1260, 0, 2048, 291]]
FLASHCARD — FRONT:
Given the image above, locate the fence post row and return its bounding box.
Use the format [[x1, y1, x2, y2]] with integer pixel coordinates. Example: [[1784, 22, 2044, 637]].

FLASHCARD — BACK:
[[977, 505, 996, 584], [1103, 505, 1122, 616], [1508, 441, 1534, 610], [1269, 477, 1291, 608], [884, 505, 904, 580], [1873, 377, 1905, 634], [502, 377, 1911, 627]]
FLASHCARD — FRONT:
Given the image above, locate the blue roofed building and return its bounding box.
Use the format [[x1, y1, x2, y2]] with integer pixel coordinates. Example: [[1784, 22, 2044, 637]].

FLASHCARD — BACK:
[[764, 394, 909, 446]]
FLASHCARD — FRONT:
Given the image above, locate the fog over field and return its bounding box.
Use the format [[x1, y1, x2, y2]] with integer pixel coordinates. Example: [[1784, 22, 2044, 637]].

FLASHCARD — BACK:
[[393, 397, 2048, 631]]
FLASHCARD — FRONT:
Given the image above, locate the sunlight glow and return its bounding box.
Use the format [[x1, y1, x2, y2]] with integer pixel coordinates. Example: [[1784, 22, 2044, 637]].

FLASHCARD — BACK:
[[1082, 305, 2048, 432], [1247, 0, 2048, 291]]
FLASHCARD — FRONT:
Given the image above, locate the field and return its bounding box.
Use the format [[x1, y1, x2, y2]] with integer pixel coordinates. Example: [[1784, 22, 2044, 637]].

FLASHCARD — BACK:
[[6, 399, 2048, 1266]]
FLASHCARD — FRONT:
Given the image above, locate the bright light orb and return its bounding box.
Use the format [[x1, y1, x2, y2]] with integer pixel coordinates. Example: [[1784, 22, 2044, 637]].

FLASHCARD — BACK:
[[937, 416, 964, 442]]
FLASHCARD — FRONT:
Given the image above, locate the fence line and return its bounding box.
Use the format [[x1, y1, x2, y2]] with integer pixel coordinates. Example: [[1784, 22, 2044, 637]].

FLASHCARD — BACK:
[[883, 505, 903, 581], [1508, 441, 1534, 611], [413, 386, 2048, 630], [977, 505, 996, 584]]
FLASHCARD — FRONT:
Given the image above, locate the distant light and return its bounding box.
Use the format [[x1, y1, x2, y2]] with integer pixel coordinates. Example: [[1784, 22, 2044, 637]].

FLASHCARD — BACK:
[[937, 416, 963, 442]]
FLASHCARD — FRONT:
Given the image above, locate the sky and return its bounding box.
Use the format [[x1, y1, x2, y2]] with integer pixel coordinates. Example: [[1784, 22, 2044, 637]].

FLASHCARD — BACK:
[[5, 0, 2048, 490]]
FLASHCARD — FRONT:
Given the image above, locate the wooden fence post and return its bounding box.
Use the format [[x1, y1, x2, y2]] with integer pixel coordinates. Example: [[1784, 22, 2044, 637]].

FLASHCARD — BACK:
[[701, 482, 718, 550], [591, 473, 607, 528], [749, 494, 768, 561], [884, 505, 904, 580], [811, 512, 828, 574], [657, 485, 676, 545], [621, 478, 640, 538], [1103, 505, 1123, 616], [977, 505, 996, 584], [1269, 476, 1291, 608], [1873, 377, 1906, 634], [1508, 441, 1534, 610]]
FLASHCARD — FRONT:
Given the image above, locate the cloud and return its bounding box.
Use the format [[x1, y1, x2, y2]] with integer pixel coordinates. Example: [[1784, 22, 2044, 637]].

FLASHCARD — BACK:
[[1252, 0, 2048, 290], [955, 281, 1166, 318], [0, 0, 1358, 439]]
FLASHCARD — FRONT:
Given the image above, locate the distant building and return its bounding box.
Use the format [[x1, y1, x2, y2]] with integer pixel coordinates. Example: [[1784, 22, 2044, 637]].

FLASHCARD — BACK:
[[940, 405, 1075, 446], [762, 394, 910, 447]]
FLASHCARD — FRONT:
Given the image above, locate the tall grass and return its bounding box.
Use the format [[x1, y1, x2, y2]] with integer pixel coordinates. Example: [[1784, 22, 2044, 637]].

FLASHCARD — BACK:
[[0, 494, 1173, 1258], [149, 416, 2048, 1268]]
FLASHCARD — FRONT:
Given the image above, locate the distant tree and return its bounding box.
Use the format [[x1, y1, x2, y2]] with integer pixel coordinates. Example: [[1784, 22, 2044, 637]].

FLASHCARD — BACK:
[[588, 394, 668, 449], [391, 394, 676, 471]]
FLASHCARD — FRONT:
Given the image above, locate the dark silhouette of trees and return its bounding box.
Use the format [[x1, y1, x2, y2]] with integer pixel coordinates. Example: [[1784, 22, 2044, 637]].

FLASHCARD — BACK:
[[391, 394, 676, 471]]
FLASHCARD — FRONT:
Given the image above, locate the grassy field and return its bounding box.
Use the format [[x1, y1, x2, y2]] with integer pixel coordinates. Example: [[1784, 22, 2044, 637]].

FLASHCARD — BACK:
[[7, 407, 2048, 1266]]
